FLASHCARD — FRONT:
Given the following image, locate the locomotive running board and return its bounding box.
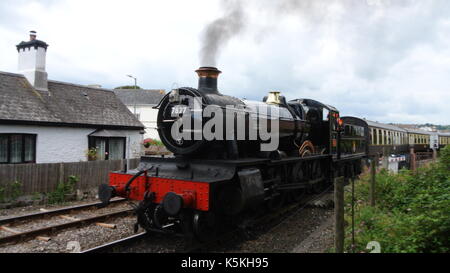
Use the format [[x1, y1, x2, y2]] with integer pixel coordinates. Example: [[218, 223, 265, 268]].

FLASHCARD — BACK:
[[135, 156, 237, 183]]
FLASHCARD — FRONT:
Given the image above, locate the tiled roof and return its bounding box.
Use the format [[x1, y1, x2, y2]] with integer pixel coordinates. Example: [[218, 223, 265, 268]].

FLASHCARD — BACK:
[[0, 71, 144, 129]]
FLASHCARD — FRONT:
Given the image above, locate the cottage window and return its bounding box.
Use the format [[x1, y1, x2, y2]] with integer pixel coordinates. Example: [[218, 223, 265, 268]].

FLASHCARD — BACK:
[[89, 137, 125, 160], [0, 134, 36, 164]]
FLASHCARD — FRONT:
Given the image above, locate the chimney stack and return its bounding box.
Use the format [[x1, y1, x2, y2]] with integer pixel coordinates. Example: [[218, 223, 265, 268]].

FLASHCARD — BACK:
[[195, 67, 221, 94], [16, 31, 49, 92], [29, 30, 37, 41]]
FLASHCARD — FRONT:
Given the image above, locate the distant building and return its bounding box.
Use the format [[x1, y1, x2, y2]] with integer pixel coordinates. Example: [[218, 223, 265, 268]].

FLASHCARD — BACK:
[[0, 31, 144, 164], [113, 89, 165, 140], [418, 126, 437, 132]]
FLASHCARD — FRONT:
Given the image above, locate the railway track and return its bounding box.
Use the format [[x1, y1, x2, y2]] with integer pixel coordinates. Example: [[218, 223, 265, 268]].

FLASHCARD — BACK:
[[81, 232, 149, 253], [80, 187, 334, 253], [0, 198, 132, 245], [0, 198, 125, 226]]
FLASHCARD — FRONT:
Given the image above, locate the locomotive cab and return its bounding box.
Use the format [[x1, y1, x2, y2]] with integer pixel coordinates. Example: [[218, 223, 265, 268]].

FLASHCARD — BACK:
[[287, 99, 340, 155]]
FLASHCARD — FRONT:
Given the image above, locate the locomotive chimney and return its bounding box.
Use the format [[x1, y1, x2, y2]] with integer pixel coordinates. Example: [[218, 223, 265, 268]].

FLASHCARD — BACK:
[[195, 67, 221, 94]]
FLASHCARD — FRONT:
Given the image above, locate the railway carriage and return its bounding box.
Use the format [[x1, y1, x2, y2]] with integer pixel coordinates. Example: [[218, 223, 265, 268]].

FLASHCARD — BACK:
[[366, 121, 409, 157], [405, 128, 432, 153], [437, 132, 450, 149]]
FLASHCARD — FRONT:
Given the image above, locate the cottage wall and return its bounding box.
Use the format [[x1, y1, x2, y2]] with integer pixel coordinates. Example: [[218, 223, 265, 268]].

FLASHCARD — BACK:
[[0, 125, 142, 163]]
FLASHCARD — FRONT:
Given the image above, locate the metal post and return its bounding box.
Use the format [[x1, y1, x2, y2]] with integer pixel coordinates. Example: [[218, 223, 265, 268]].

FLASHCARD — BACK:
[[351, 177, 355, 253], [334, 176, 344, 253], [133, 77, 137, 115], [126, 74, 138, 116], [370, 157, 376, 207]]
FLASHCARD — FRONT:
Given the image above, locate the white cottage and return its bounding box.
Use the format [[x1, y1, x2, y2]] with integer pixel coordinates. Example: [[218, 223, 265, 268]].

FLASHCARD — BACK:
[[0, 31, 145, 164], [113, 89, 165, 140]]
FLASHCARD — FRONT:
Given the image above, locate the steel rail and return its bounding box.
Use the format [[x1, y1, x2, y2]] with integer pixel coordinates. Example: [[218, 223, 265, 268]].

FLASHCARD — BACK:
[[0, 198, 126, 226], [0, 208, 133, 245], [81, 232, 149, 253]]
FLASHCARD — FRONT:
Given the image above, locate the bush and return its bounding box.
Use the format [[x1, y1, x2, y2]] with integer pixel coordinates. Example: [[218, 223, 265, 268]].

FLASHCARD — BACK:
[[47, 175, 79, 204], [10, 181, 22, 201], [344, 146, 450, 253], [0, 181, 23, 203], [440, 145, 450, 170]]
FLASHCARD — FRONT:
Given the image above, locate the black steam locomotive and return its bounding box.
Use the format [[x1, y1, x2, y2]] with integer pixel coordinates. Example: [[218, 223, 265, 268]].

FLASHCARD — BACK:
[[99, 67, 368, 241]]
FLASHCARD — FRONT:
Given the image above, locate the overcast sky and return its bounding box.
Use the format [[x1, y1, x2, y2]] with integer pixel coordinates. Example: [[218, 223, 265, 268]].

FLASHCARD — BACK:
[[1, 0, 449, 124]]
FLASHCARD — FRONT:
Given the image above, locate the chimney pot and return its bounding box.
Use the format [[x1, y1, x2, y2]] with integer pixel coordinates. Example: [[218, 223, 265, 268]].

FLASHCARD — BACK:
[[29, 30, 37, 41]]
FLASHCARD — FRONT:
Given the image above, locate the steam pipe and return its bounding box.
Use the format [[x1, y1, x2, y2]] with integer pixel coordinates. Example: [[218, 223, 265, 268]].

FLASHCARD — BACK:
[[125, 169, 147, 192]]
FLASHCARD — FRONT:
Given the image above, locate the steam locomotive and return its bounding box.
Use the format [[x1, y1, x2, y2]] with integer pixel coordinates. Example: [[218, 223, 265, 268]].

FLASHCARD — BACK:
[[98, 67, 368, 241]]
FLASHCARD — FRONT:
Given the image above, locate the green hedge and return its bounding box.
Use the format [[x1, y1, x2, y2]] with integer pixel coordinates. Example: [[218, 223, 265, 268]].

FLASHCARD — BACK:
[[344, 146, 450, 253]]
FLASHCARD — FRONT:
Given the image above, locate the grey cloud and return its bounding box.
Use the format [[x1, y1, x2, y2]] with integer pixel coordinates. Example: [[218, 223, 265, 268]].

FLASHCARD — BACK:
[[1, 0, 449, 124]]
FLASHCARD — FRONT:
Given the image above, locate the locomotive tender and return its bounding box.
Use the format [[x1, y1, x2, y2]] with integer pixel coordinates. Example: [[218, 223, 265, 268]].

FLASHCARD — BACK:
[[99, 67, 368, 241]]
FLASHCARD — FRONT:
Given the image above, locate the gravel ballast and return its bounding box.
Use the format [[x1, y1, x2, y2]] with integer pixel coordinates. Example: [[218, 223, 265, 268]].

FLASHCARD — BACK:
[[0, 195, 335, 253]]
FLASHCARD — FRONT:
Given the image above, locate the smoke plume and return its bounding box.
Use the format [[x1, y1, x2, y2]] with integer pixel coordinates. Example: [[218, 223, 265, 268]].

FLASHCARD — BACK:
[[199, 0, 245, 67], [199, 0, 413, 67]]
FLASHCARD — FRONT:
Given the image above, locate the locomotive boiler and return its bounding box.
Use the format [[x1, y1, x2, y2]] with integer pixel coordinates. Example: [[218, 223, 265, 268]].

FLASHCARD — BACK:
[[156, 67, 311, 159], [98, 67, 368, 242]]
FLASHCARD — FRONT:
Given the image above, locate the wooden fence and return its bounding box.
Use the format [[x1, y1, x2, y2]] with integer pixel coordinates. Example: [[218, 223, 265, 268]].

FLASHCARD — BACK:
[[0, 158, 140, 196]]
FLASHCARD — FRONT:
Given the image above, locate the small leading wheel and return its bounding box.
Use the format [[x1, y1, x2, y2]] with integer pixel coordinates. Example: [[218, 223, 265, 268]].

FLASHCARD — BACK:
[[192, 211, 217, 242], [136, 205, 155, 232]]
